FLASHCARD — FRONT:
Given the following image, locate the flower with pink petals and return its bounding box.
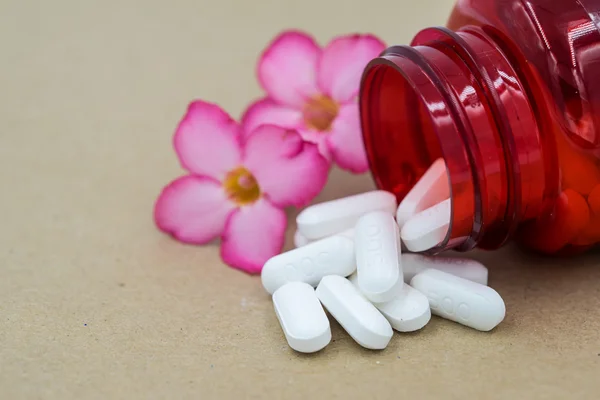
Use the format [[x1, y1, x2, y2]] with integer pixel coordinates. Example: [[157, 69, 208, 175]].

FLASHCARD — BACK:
[[241, 30, 386, 174], [154, 100, 329, 273]]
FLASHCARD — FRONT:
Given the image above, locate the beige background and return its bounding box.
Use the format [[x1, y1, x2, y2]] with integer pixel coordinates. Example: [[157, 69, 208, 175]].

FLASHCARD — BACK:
[[2, 0, 600, 398]]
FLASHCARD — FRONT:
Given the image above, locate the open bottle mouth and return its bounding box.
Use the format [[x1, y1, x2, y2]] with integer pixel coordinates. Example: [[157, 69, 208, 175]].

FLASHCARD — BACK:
[[359, 58, 443, 201], [359, 26, 543, 252], [359, 52, 468, 254]]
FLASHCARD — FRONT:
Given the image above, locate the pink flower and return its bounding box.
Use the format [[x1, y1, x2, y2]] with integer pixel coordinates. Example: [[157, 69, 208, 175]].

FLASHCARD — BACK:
[[241, 30, 386, 174], [154, 100, 329, 273]]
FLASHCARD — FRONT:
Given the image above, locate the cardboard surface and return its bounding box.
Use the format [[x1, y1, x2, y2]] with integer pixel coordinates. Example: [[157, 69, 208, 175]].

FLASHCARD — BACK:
[[2, 0, 600, 398]]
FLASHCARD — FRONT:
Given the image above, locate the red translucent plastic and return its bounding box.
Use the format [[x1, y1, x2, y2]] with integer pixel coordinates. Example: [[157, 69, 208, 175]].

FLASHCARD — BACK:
[[359, 0, 600, 254]]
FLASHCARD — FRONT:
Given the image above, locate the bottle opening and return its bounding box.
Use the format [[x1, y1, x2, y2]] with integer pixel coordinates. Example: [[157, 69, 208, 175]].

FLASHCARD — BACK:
[[361, 27, 551, 253], [359, 62, 443, 200], [360, 44, 484, 252]]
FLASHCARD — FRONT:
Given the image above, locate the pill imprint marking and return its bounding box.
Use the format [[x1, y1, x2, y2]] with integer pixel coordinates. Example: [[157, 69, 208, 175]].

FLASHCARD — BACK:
[[355, 212, 403, 303], [301, 257, 315, 277], [432, 292, 470, 321], [262, 235, 355, 294], [281, 252, 328, 282], [410, 269, 504, 331], [365, 225, 387, 276]]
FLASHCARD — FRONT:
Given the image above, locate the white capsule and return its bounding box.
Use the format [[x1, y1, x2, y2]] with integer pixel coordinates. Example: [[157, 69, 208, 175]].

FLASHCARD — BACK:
[[293, 229, 355, 248], [316, 275, 392, 350], [401, 198, 451, 252], [402, 253, 488, 285], [297, 191, 396, 239], [410, 269, 505, 331], [272, 282, 331, 353], [261, 235, 355, 294], [396, 158, 450, 228], [355, 211, 403, 303], [349, 274, 430, 332]]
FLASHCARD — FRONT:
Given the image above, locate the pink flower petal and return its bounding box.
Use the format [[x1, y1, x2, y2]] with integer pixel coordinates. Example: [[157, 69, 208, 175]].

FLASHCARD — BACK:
[[296, 128, 332, 161], [174, 100, 242, 181], [154, 175, 236, 244], [318, 34, 386, 103], [326, 103, 369, 173], [240, 97, 303, 139], [257, 30, 321, 108], [220, 198, 287, 274], [241, 99, 333, 161], [243, 124, 330, 207]]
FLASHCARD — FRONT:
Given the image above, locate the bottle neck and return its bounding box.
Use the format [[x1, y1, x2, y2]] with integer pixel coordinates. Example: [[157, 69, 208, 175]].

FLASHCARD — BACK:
[[359, 26, 546, 252]]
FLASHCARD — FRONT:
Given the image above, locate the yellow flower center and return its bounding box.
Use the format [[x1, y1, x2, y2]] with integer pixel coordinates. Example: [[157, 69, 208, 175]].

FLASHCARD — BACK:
[[302, 95, 339, 132], [223, 167, 261, 205]]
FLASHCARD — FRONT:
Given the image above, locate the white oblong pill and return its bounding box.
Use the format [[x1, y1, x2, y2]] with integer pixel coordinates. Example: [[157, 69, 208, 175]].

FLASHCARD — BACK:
[[297, 191, 397, 239], [401, 198, 451, 252], [316, 275, 393, 350], [355, 211, 403, 303], [410, 269, 505, 331], [396, 158, 450, 228], [261, 236, 355, 294], [273, 282, 331, 353], [349, 274, 430, 332], [402, 254, 488, 285]]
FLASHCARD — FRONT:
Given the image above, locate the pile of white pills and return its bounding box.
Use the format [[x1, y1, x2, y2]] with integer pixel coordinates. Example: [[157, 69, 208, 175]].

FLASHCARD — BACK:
[[262, 159, 506, 353]]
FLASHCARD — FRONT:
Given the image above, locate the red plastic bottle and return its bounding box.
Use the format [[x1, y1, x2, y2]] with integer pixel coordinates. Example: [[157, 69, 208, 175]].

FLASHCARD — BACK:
[[359, 0, 600, 255]]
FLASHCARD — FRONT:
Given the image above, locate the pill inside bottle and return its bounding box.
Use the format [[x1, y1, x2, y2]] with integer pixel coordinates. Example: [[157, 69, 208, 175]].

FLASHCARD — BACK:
[[359, 0, 600, 255]]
